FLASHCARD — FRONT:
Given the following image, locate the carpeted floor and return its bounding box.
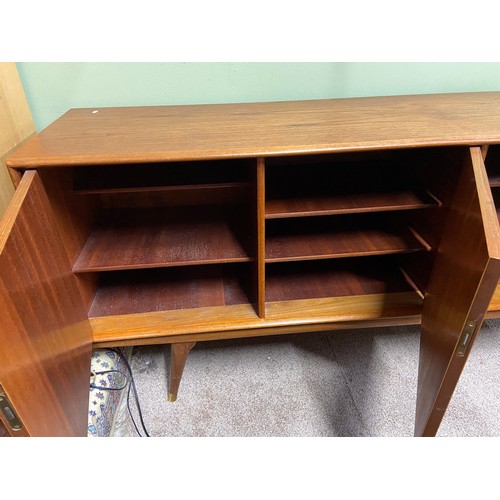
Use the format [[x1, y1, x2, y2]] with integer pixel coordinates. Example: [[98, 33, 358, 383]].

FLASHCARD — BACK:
[[111, 319, 500, 437]]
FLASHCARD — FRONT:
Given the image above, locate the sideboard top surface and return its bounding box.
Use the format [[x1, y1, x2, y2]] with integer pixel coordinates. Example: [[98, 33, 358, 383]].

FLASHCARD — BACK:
[[7, 92, 500, 168]]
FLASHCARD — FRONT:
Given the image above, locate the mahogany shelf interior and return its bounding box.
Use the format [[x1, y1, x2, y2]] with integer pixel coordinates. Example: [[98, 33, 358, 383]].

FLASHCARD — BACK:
[[88, 264, 252, 317], [75, 149, 440, 322], [265, 189, 439, 219], [264, 257, 417, 303], [78, 181, 250, 196], [265, 214, 431, 263], [88, 257, 418, 319], [265, 153, 441, 218], [73, 160, 249, 194], [74, 205, 253, 273]]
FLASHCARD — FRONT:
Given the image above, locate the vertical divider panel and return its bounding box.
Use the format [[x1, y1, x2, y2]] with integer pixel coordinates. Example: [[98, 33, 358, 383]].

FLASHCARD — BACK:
[[256, 157, 266, 317]]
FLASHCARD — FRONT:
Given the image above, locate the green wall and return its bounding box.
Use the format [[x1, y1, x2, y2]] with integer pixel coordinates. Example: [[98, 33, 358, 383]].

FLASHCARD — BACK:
[[17, 62, 500, 132]]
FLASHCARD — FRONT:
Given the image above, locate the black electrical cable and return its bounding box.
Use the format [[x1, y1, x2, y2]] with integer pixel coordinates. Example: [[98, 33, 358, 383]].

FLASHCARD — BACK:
[[90, 369, 129, 391], [92, 348, 150, 437]]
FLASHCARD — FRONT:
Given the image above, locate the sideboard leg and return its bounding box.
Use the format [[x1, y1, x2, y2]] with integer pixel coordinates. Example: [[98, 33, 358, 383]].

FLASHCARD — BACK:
[[168, 342, 196, 402]]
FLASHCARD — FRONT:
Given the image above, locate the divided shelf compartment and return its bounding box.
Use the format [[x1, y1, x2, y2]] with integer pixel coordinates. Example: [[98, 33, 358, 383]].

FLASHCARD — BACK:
[[70, 150, 444, 323], [74, 205, 253, 272], [72, 159, 258, 321], [264, 213, 431, 263], [264, 257, 417, 303], [262, 151, 441, 308], [88, 263, 253, 317], [265, 152, 441, 219]]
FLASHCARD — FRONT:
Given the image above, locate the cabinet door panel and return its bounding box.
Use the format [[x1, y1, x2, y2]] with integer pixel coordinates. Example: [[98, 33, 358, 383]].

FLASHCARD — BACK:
[[0, 171, 92, 436], [415, 147, 500, 436]]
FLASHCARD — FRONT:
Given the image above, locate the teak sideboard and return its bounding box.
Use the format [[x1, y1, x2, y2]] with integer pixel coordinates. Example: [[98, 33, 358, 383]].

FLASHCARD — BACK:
[[2, 92, 500, 437]]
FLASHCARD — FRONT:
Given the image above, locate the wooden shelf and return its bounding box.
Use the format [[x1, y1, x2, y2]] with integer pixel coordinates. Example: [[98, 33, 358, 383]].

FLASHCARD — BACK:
[[74, 206, 252, 272], [74, 160, 249, 194], [89, 265, 251, 317], [265, 258, 416, 302], [89, 259, 423, 342], [77, 181, 250, 195], [265, 215, 430, 263], [265, 189, 439, 219], [265, 153, 441, 219], [90, 291, 423, 345], [490, 176, 500, 187]]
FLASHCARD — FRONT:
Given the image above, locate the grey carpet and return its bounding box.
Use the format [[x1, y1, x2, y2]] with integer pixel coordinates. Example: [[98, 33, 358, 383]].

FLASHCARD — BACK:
[[111, 319, 500, 437]]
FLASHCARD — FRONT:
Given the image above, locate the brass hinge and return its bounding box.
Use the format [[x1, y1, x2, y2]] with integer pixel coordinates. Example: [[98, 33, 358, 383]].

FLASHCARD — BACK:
[[0, 387, 23, 431], [456, 320, 477, 357]]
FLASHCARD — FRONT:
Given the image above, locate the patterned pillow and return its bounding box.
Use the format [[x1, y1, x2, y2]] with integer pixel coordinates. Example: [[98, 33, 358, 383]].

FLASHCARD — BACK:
[[88, 349, 130, 437]]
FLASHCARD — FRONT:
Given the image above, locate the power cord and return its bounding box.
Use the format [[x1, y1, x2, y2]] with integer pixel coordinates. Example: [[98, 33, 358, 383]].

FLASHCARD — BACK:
[[90, 369, 129, 391], [91, 348, 150, 437]]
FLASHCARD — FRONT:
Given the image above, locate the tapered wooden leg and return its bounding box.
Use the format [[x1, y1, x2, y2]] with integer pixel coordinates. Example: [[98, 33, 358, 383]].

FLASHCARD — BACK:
[[168, 342, 196, 402]]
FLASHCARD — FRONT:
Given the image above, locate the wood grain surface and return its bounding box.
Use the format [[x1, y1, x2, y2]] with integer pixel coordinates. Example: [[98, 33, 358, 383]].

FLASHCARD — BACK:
[[89, 265, 251, 317], [256, 158, 266, 317], [90, 292, 423, 347], [265, 189, 437, 219], [3, 92, 500, 436], [265, 258, 414, 302], [265, 215, 430, 262], [0, 171, 92, 436], [168, 342, 196, 401], [415, 147, 500, 437], [486, 284, 500, 314], [7, 92, 500, 168], [74, 206, 253, 272], [38, 169, 99, 309]]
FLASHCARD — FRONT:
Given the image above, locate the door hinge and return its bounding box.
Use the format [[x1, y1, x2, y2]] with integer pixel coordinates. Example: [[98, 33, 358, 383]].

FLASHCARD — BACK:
[[456, 320, 477, 357], [0, 388, 23, 431]]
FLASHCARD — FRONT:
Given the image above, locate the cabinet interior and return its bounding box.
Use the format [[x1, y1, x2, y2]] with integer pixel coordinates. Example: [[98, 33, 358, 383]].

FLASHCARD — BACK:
[[38, 146, 465, 341]]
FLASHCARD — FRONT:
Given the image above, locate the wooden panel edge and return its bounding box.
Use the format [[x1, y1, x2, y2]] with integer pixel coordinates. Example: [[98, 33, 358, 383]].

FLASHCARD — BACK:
[[90, 291, 423, 345], [470, 147, 500, 259], [93, 314, 422, 348], [0, 170, 36, 252], [256, 157, 266, 317]]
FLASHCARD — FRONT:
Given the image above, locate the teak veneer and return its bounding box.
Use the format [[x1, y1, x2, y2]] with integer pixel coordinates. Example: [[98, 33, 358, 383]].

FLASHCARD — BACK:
[[2, 92, 500, 437]]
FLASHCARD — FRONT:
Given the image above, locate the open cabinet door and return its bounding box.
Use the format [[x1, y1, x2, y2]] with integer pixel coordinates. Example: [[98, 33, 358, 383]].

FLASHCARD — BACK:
[[415, 147, 500, 437], [0, 170, 92, 436]]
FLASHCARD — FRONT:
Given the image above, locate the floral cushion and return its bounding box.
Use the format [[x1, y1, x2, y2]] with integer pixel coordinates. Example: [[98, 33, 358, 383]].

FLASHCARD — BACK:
[[87, 349, 130, 437]]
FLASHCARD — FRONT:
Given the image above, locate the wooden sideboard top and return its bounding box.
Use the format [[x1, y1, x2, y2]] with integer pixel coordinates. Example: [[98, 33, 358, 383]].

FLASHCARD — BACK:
[[7, 91, 500, 168]]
